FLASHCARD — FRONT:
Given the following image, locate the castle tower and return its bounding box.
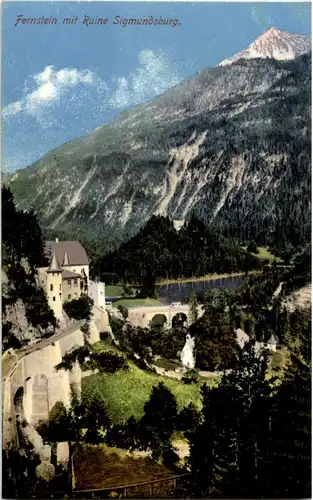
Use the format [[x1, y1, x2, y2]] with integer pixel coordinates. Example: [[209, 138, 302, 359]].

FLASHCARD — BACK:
[[63, 251, 69, 266], [46, 252, 63, 322]]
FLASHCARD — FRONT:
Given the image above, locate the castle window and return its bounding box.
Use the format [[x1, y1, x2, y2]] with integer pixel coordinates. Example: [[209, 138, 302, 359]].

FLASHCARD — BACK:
[[53, 296, 56, 301], [68, 294, 71, 300], [74, 279, 78, 287], [59, 284, 61, 291], [67, 280, 71, 288], [50, 284, 53, 291]]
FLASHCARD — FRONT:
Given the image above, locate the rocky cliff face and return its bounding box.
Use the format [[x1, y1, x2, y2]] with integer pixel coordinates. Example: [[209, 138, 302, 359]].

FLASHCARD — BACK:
[[7, 44, 311, 249]]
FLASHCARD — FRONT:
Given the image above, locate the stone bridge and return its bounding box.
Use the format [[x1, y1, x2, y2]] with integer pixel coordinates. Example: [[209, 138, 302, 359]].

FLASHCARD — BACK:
[[2, 305, 110, 448], [125, 304, 204, 329]]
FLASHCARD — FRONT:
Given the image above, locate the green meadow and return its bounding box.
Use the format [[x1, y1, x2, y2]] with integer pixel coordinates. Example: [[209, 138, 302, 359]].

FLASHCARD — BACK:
[[82, 342, 219, 424]]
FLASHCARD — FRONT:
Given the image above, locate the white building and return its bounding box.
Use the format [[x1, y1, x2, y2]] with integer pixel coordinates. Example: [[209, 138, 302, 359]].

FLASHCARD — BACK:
[[255, 334, 278, 354], [235, 328, 278, 354], [235, 328, 250, 349], [89, 280, 106, 309]]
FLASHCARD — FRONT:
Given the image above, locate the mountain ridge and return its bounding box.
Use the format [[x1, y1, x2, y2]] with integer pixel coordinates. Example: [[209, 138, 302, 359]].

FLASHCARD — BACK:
[[6, 43, 311, 251]]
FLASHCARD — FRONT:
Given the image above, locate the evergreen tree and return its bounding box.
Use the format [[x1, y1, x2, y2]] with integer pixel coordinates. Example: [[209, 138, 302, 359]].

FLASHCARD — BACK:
[[138, 268, 158, 298], [177, 402, 201, 433], [188, 383, 240, 497], [227, 344, 274, 498], [137, 382, 178, 463], [2, 185, 47, 271], [63, 296, 93, 321], [2, 186, 57, 348], [82, 400, 111, 445], [37, 401, 70, 445], [117, 304, 129, 321], [187, 288, 198, 324], [37, 393, 111, 490], [188, 342, 275, 498], [2, 440, 40, 498], [247, 241, 258, 254], [270, 317, 311, 498], [189, 300, 239, 371]]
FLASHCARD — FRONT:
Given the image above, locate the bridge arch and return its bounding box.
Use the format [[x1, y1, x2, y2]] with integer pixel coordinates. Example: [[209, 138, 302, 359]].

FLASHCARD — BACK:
[[14, 386, 24, 421], [172, 312, 188, 329], [23, 377, 33, 424], [150, 314, 167, 328], [13, 386, 26, 445], [3, 306, 109, 449]]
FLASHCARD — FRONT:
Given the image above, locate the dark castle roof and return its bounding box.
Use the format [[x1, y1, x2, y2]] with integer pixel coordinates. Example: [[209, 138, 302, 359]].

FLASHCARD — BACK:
[[62, 270, 83, 279], [45, 241, 89, 267]]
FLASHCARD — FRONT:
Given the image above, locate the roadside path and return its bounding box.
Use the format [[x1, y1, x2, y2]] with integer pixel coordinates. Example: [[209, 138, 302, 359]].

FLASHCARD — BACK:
[[126, 304, 190, 312], [3, 305, 109, 380], [2, 320, 84, 380]]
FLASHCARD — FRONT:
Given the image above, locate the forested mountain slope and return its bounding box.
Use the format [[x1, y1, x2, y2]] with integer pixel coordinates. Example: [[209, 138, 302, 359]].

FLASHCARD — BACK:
[[94, 216, 261, 283], [7, 54, 311, 251]]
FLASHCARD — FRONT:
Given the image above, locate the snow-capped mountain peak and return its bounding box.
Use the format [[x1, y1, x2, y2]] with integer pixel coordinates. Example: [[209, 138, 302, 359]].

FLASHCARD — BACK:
[[218, 27, 311, 66]]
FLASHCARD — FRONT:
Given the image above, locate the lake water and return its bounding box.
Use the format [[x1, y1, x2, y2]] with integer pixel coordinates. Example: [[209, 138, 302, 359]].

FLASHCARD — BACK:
[[158, 275, 245, 304], [107, 275, 246, 304]]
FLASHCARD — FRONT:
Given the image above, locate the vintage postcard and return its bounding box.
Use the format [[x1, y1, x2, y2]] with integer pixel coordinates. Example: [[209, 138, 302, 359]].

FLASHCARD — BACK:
[[2, 1, 311, 498]]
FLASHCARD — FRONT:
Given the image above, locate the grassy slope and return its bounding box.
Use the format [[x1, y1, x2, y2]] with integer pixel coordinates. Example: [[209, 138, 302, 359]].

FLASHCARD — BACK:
[[106, 285, 124, 297], [242, 246, 280, 263], [112, 298, 162, 308], [82, 342, 218, 424]]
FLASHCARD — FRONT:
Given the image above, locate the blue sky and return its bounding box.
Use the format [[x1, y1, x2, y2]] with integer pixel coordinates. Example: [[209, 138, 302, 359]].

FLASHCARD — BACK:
[[2, 2, 311, 172]]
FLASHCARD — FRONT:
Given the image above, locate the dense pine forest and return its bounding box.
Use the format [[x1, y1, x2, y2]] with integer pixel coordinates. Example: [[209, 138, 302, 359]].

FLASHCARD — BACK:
[[93, 216, 262, 283], [2, 186, 56, 350]]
